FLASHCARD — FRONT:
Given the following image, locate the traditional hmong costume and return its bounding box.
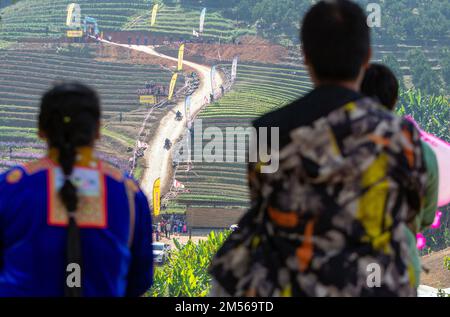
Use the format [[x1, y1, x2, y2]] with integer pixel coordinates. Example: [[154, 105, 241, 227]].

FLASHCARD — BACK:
[[0, 148, 153, 296]]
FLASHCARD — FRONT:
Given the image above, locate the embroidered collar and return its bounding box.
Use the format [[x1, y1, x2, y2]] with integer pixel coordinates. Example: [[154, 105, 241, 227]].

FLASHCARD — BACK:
[[47, 146, 98, 168]]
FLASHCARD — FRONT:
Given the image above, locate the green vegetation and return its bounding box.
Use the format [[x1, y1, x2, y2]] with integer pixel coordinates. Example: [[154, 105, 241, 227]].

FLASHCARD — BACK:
[[0, 39, 13, 48], [439, 47, 450, 91], [124, 3, 254, 42], [397, 89, 450, 252], [397, 90, 449, 142], [174, 63, 312, 209], [381, 54, 405, 90], [0, 47, 179, 172], [0, 0, 253, 42], [148, 230, 229, 297], [407, 49, 445, 95], [0, 0, 152, 40], [56, 43, 93, 58], [1, 0, 449, 45], [179, 0, 450, 43], [101, 127, 135, 147]]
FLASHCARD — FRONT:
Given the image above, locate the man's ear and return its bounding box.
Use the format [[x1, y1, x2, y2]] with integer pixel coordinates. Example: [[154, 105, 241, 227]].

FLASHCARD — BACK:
[[302, 49, 320, 86]]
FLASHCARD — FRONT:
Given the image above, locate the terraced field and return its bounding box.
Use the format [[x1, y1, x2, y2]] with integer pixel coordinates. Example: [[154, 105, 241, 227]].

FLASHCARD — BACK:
[[0, 0, 152, 41], [124, 3, 254, 42], [0, 47, 183, 175], [172, 63, 312, 210], [0, 1, 253, 42], [285, 42, 447, 75]]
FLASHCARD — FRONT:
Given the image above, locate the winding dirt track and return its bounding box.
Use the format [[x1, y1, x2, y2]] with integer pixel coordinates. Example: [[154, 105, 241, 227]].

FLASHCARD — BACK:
[[98, 40, 223, 199]]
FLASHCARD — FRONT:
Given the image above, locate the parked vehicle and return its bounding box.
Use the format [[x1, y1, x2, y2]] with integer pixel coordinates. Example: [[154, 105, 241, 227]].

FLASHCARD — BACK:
[[152, 242, 169, 264]]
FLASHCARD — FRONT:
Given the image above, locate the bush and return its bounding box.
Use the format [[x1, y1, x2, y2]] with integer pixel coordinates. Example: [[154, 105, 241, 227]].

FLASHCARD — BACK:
[[396, 89, 449, 142], [396, 89, 450, 252], [147, 230, 229, 297]]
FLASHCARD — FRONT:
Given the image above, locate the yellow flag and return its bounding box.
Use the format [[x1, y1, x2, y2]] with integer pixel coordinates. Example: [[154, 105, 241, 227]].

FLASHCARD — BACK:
[[66, 3, 81, 27], [153, 178, 161, 216], [151, 4, 159, 27], [177, 44, 185, 71], [66, 4, 75, 26], [168, 73, 178, 101]]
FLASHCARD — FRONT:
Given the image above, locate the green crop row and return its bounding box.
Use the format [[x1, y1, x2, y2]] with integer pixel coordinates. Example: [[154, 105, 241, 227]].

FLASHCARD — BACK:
[[172, 62, 310, 209]]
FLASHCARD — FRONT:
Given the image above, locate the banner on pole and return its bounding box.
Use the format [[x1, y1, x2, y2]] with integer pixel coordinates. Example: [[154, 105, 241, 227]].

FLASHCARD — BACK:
[[177, 44, 185, 71], [66, 3, 81, 28], [231, 56, 239, 82], [168, 73, 178, 101], [153, 178, 161, 216], [151, 4, 159, 27]]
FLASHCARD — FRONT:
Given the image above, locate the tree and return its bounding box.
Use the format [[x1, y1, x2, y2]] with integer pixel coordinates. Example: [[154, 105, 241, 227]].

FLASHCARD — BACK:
[[439, 47, 450, 90], [407, 49, 443, 95], [382, 54, 404, 90]]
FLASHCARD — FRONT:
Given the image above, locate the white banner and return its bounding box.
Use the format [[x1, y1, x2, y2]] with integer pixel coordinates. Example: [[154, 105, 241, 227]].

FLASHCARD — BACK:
[[199, 8, 206, 33], [210, 65, 216, 95], [231, 56, 239, 82]]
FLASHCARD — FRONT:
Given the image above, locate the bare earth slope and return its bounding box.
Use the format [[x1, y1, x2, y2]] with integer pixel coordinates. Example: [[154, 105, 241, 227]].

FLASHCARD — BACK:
[[420, 247, 450, 289]]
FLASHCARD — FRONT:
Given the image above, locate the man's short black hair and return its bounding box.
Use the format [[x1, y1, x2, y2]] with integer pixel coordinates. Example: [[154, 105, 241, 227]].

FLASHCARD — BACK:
[[301, 0, 370, 81], [361, 63, 399, 110]]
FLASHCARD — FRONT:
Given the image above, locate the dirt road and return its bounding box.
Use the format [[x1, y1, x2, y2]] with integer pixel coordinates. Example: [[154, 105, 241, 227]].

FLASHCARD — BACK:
[[98, 39, 223, 199]]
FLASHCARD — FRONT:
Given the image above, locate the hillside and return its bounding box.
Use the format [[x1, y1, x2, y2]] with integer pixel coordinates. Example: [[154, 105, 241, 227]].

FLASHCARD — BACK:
[[171, 62, 312, 211], [0, 44, 184, 177], [0, 1, 253, 42], [123, 3, 254, 42]]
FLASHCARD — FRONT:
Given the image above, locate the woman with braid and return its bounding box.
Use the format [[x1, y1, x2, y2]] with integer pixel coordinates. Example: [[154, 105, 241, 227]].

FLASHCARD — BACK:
[[0, 82, 153, 297]]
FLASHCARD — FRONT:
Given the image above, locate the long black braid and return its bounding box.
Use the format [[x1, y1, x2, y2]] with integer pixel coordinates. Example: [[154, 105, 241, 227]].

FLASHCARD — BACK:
[[39, 82, 100, 297]]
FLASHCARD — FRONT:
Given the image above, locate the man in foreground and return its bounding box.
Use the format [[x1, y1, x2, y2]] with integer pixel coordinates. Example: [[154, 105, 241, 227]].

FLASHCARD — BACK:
[[209, 0, 427, 296]]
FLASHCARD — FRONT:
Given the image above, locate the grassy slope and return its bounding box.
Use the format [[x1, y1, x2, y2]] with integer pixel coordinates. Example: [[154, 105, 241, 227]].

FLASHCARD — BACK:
[[124, 3, 254, 41], [0, 47, 178, 172], [0, 1, 253, 41], [0, 0, 151, 40], [171, 63, 312, 210]]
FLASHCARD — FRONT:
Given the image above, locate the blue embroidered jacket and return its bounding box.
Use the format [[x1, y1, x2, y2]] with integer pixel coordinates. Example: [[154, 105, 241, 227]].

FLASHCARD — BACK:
[[0, 154, 153, 297]]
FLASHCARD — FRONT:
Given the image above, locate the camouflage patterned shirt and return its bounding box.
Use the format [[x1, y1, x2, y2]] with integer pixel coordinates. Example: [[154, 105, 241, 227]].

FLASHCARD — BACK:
[[209, 86, 427, 297]]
